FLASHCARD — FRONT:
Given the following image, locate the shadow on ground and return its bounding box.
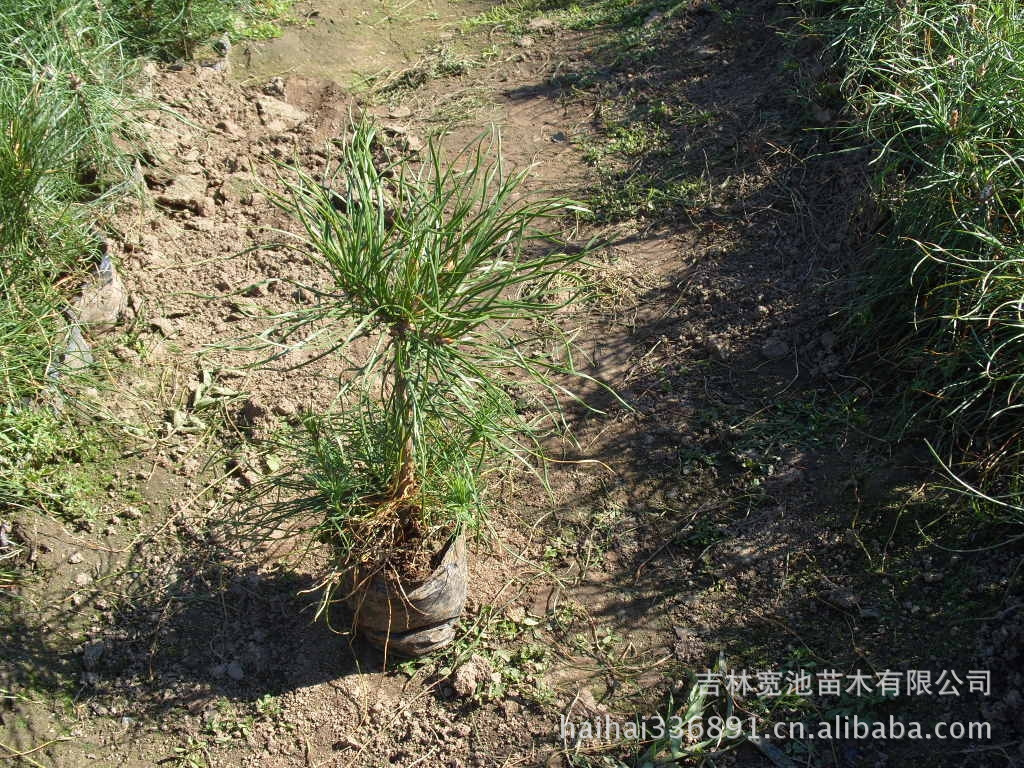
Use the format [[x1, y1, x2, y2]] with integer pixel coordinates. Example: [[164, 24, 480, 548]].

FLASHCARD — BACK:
[[1, 536, 373, 722], [477, 0, 1015, 764]]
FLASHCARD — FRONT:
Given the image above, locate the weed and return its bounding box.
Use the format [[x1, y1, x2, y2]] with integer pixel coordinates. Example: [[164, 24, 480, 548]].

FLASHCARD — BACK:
[[564, 668, 747, 766], [254, 693, 283, 719], [363, 43, 480, 99], [0, 407, 111, 523], [0, 522, 23, 591], [0, 0, 159, 526], [109, 0, 298, 60], [819, 0, 1024, 514], [168, 734, 210, 768]]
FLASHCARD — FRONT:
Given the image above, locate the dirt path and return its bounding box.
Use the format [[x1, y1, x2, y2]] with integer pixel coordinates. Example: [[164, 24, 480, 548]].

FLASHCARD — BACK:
[[2, 1, 1021, 767]]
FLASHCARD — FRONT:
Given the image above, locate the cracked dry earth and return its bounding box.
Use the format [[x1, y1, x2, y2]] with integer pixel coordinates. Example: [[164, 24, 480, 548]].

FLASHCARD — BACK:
[[3, 1, 1021, 767]]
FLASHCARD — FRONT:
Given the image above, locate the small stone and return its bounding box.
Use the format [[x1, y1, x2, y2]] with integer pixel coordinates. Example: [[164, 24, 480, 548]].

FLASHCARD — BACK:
[[216, 119, 244, 137], [59, 324, 93, 372], [527, 17, 558, 31], [516, 35, 535, 48], [381, 122, 409, 136], [761, 337, 789, 360], [705, 336, 726, 360], [75, 256, 128, 333], [226, 661, 245, 681], [506, 604, 526, 623], [452, 654, 492, 699], [82, 641, 105, 670], [149, 317, 177, 337], [255, 96, 309, 133], [68, 551, 83, 564], [213, 33, 231, 55], [273, 399, 298, 417], [198, 197, 217, 217], [157, 174, 208, 213], [219, 172, 258, 203], [388, 105, 413, 119], [75, 572, 93, 587], [263, 76, 286, 98]]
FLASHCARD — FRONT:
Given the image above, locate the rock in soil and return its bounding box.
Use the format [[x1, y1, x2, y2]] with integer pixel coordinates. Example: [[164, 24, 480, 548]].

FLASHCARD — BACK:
[[760, 337, 790, 360], [75, 256, 128, 333], [157, 174, 209, 214], [82, 641, 105, 670], [452, 654, 493, 699], [255, 95, 309, 132]]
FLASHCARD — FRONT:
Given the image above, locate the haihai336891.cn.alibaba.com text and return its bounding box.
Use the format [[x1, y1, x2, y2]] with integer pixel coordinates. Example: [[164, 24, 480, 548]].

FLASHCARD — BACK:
[[559, 713, 992, 745]]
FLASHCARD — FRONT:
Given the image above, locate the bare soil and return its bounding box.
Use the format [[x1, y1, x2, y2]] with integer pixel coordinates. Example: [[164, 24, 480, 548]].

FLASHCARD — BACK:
[[3, 1, 1023, 767]]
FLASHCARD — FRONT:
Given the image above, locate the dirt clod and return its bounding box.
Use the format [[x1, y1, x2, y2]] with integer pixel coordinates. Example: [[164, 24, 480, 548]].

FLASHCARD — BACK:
[[452, 655, 493, 699]]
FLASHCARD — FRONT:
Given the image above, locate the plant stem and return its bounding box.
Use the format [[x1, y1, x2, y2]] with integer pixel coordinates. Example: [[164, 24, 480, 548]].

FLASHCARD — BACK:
[[390, 327, 416, 512]]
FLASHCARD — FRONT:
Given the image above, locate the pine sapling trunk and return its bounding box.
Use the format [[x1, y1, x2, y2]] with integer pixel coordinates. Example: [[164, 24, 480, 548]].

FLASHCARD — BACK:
[[390, 329, 417, 530]]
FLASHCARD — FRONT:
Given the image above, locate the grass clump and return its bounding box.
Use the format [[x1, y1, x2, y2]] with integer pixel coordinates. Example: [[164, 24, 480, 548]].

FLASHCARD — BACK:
[[0, 0, 141, 524], [465, 0, 685, 35], [109, 0, 298, 60], [0, 408, 108, 523], [0, 0, 142, 394], [821, 0, 1024, 511]]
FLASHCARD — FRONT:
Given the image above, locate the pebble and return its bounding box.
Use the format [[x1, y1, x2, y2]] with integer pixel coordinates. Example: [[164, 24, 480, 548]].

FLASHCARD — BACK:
[[68, 551, 84, 564], [75, 572, 93, 587], [527, 17, 558, 31], [761, 337, 790, 360], [156, 174, 208, 214], [263, 77, 286, 98], [82, 641, 105, 670], [74, 257, 128, 332], [226, 661, 245, 681], [254, 95, 309, 133], [149, 317, 177, 337], [273, 399, 298, 417]]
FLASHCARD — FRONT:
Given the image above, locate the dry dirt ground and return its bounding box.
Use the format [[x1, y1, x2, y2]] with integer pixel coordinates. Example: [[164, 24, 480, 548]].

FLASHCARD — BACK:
[[3, 1, 1024, 767]]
